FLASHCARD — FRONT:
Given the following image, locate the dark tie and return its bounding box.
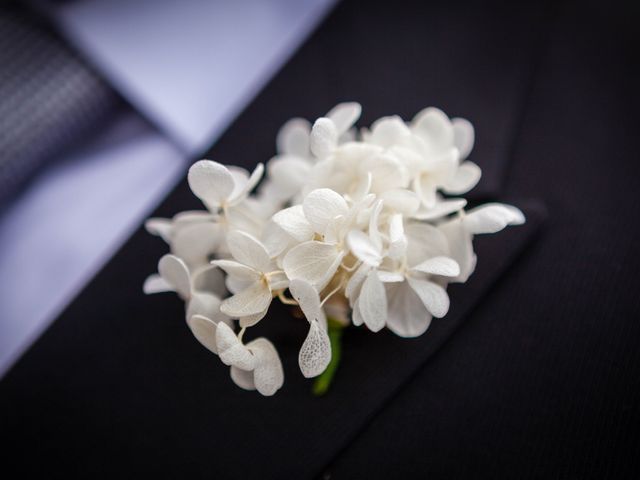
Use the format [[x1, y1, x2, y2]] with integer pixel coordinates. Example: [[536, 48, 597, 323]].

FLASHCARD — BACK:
[[0, 4, 121, 206]]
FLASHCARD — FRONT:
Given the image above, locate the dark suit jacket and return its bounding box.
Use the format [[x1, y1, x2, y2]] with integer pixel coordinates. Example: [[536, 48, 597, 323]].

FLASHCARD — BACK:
[[1, 0, 639, 478]]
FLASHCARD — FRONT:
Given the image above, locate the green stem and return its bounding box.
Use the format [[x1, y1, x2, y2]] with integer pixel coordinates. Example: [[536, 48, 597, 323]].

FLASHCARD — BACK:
[[312, 317, 345, 396]]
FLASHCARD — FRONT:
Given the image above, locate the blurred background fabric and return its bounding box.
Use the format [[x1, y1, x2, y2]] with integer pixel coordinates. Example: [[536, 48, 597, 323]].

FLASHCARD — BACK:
[[0, 4, 121, 205]]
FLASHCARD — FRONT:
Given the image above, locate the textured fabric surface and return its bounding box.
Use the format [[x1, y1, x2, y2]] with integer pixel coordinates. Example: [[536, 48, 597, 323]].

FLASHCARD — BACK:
[[0, 0, 638, 478], [0, 5, 120, 205]]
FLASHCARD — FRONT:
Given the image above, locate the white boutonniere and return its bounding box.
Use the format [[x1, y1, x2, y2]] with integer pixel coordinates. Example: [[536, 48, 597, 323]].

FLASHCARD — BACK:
[[145, 103, 524, 396]]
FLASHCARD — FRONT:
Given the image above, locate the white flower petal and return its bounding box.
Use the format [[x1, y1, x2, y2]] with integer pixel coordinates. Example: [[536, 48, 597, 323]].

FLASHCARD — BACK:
[[390, 145, 424, 177], [362, 153, 409, 193], [158, 254, 191, 299], [268, 156, 312, 199], [349, 172, 372, 202], [283, 241, 345, 291], [222, 203, 262, 237], [352, 300, 364, 326], [342, 193, 375, 235], [261, 220, 295, 258], [143, 274, 172, 294], [411, 256, 460, 277], [239, 305, 270, 328], [380, 189, 420, 216], [326, 102, 361, 134], [145, 218, 172, 242], [345, 262, 371, 304], [172, 222, 221, 268], [252, 187, 283, 215], [442, 161, 481, 195], [411, 107, 454, 152], [386, 281, 432, 337], [303, 188, 349, 235], [347, 230, 382, 267], [463, 203, 526, 234], [192, 265, 227, 297], [246, 338, 284, 396], [227, 166, 249, 195], [225, 274, 254, 296], [405, 223, 450, 266], [439, 219, 477, 283], [186, 292, 229, 325], [369, 200, 384, 252], [358, 270, 387, 332], [389, 215, 405, 243], [289, 279, 327, 328], [388, 213, 407, 260], [368, 116, 411, 147], [414, 175, 437, 209], [272, 205, 314, 242], [211, 259, 261, 283], [215, 322, 256, 370], [188, 160, 235, 208], [276, 118, 311, 156], [452, 117, 475, 160], [339, 127, 357, 143], [226, 230, 271, 271], [230, 365, 256, 391], [187, 314, 219, 354], [267, 271, 289, 291], [407, 277, 450, 318], [299, 320, 331, 378], [229, 163, 264, 205], [413, 198, 467, 221], [377, 270, 405, 283], [173, 210, 217, 225], [305, 157, 334, 192], [310, 117, 338, 158], [220, 280, 272, 319]]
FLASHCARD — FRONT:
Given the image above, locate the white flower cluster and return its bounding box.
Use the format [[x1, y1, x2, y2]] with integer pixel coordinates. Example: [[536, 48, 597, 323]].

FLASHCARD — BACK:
[[144, 103, 524, 396]]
